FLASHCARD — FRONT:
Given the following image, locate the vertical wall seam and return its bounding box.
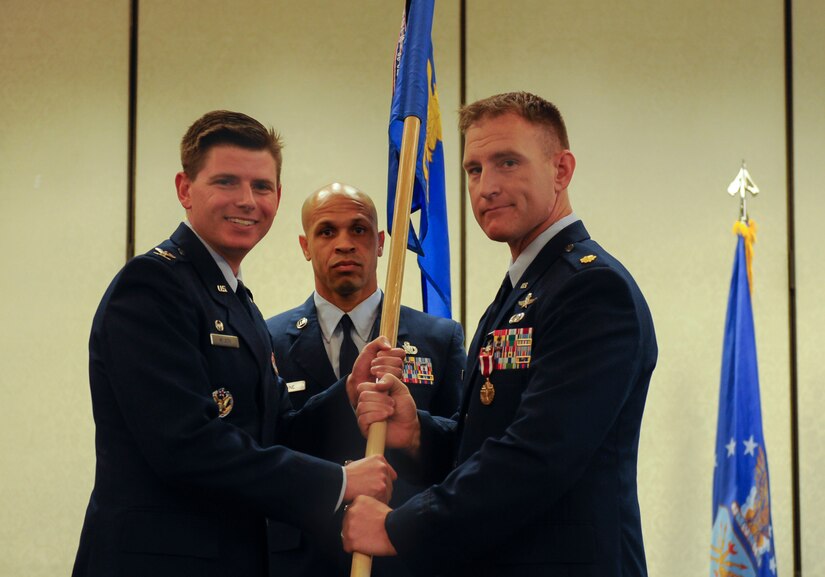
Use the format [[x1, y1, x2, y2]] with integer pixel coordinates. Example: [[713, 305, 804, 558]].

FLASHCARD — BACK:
[[126, 0, 139, 261]]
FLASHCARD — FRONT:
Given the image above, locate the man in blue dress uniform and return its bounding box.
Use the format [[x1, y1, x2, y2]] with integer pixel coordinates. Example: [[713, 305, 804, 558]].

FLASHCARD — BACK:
[[72, 111, 401, 577], [343, 92, 658, 577], [266, 182, 465, 576]]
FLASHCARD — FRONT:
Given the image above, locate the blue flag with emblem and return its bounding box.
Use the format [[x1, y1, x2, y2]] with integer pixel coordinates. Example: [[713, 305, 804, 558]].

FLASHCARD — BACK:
[[387, 0, 451, 318], [710, 220, 777, 577]]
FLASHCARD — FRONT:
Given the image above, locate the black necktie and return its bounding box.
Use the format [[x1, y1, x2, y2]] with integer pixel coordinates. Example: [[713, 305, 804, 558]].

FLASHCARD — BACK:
[[236, 279, 254, 318], [338, 314, 359, 377], [482, 273, 513, 337]]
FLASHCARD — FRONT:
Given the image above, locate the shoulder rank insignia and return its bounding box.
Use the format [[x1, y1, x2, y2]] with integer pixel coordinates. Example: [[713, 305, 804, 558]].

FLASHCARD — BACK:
[[518, 293, 537, 309], [212, 388, 234, 418], [580, 255, 597, 264], [402, 341, 418, 355], [153, 247, 176, 261]]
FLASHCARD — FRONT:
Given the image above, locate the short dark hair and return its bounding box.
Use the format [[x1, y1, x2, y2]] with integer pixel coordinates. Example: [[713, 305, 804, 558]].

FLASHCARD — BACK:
[[459, 91, 570, 150], [180, 110, 283, 180]]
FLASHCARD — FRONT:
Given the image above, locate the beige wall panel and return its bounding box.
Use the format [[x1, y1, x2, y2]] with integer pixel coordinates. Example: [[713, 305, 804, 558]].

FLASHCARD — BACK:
[[795, 0, 825, 573], [0, 1, 129, 575], [135, 0, 462, 322], [466, 1, 790, 575]]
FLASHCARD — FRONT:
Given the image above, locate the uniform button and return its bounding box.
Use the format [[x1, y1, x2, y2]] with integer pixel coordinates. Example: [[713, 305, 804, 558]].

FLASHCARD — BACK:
[[564, 244, 574, 253]]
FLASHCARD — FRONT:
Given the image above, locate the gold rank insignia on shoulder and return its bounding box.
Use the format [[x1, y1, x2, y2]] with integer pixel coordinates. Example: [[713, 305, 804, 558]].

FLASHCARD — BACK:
[[518, 293, 537, 309], [296, 317, 308, 329], [153, 247, 176, 261], [402, 341, 418, 355], [212, 388, 234, 418], [580, 255, 597, 264], [216, 284, 228, 293]]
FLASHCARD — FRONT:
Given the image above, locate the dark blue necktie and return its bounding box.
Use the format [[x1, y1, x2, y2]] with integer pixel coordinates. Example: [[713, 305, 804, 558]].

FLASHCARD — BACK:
[[338, 314, 359, 377], [482, 273, 513, 337], [236, 279, 254, 318]]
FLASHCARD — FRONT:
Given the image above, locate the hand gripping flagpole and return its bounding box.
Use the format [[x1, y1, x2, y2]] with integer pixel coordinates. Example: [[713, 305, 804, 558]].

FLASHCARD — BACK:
[[350, 115, 420, 577]]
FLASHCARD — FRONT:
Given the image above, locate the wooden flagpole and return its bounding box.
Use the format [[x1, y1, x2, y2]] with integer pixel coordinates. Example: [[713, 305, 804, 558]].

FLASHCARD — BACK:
[[350, 115, 421, 577]]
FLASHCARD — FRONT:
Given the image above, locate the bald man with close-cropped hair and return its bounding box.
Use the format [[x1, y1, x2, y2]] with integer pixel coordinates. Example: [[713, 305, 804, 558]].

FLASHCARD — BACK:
[[265, 182, 466, 577]]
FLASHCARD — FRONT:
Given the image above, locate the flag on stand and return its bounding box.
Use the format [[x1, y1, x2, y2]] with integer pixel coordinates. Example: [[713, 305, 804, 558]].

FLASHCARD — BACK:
[[710, 220, 777, 577], [387, 0, 451, 318]]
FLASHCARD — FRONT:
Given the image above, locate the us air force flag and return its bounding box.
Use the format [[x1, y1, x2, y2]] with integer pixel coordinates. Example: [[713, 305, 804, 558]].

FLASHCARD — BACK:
[[386, 0, 452, 318], [710, 221, 777, 576]]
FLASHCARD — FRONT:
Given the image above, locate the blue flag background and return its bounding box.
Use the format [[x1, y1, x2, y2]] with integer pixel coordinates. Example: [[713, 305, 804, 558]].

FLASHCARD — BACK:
[[387, 0, 451, 318], [710, 221, 777, 577]]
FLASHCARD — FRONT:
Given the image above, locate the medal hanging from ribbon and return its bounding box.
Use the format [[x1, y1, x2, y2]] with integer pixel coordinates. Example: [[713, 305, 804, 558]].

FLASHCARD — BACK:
[[478, 345, 495, 405]]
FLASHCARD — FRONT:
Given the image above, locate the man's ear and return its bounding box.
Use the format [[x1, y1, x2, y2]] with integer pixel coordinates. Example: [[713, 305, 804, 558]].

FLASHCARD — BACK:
[[272, 183, 282, 216], [555, 150, 576, 192], [176, 172, 192, 209], [377, 231, 385, 256], [298, 235, 312, 261]]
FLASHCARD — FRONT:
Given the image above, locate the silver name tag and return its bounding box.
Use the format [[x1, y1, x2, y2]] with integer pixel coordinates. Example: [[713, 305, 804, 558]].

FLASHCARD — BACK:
[[210, 333, 239, 348], [286, 380, 306, 393]]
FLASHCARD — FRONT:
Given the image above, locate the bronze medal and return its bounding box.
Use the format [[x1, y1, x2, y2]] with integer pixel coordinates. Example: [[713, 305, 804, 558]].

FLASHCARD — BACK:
[[480, 379, 495, 405], [478, 345, 495, 406]]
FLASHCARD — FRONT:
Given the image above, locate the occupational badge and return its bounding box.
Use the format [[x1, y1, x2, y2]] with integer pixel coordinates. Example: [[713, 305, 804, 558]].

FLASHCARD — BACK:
[[402, 341, 418, 355], [214, 320, 224, 332], [518, 293, 537, 309], [212, 388, 234, 418], [508, 312, 525, 324]]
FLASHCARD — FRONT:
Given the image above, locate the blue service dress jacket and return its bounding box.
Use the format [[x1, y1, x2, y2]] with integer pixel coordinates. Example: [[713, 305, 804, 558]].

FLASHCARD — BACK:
[[385, 221, 658, 577], [265, 298, 465, 576], [72, 224, 352, 577]]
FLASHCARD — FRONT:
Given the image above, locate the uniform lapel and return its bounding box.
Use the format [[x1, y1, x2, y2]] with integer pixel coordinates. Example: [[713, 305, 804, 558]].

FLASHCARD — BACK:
[[460, 221, 592, 415], [171, 224, 269, 386], [286, 297, 337, 387]]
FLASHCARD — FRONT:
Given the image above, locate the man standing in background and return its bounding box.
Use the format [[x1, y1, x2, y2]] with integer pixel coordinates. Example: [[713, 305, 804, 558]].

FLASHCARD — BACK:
[[266, 182, 465, 576]]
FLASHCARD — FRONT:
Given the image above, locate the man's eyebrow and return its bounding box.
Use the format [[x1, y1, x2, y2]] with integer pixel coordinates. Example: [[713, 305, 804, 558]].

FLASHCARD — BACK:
[[463, 149, 523, 168]]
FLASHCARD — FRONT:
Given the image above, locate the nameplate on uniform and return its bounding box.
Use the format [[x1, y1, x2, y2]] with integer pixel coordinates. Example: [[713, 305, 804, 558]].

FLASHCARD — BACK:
[[491, 327, 533, 370], [209, 333, 239, 348], [286, 380, 306, 393], [403, 356, 434, 384]]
